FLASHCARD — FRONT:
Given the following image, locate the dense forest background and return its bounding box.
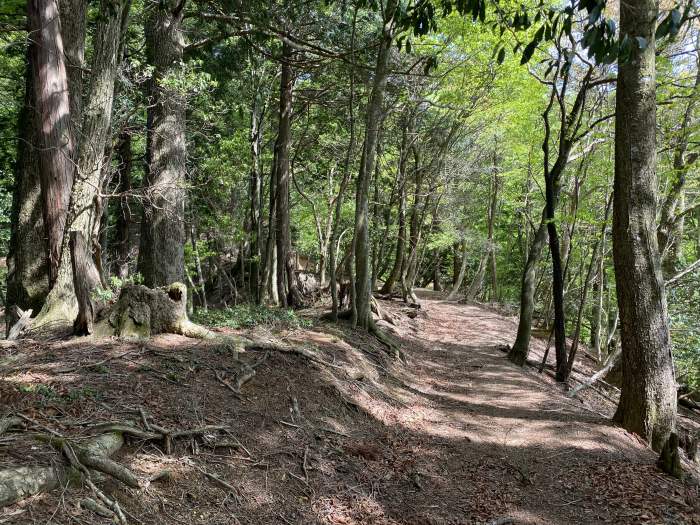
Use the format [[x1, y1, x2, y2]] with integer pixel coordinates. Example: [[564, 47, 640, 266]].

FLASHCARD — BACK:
[[0, 0, 699, 473]]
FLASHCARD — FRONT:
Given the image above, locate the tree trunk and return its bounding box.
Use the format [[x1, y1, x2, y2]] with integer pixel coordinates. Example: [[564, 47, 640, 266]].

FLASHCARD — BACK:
[[565, 193, 613, 378], [190, 224, 208, 311], [380, 130, 407, 295], [58, 0, 86, 137], [508, 220, 548, 365], [433, 253, 443, 291], [71, 232, 103, 335], [6, 49, 49, 331], [138, 0, 187, 288], [353, 0, 398, 329], [274, 41, 303, 308], [612, 0, 677, 454], [249, 81, 264, 303], [545, 171, 567, 382], [27, 0, 75, 287], [329, 7, 357, 320], [447, 241, 468, 300], [590, 233, 606, 361], [32, 0, 128, 329], [114, 132, 132, 279]]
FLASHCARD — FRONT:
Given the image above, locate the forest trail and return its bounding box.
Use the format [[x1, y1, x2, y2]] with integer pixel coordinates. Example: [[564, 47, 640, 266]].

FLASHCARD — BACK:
[[1, 293, 698, 524]]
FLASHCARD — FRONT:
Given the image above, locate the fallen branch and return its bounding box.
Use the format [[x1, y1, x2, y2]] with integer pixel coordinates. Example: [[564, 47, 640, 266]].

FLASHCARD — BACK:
[[567, 346, 621, 398]]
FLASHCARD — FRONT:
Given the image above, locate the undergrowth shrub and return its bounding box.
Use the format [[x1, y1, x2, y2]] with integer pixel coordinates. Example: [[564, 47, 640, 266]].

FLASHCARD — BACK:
[[193, 304, 311, 330]]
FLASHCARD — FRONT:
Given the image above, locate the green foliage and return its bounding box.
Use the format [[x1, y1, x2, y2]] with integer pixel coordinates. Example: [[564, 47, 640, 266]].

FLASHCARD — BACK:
[[193, 305, 312, 330]]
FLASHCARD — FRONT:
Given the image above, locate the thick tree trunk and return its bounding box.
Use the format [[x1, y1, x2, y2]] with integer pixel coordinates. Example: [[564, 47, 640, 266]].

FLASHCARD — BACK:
[[138, 0, 187, 288], [32, 0, 128, 329], [274, 42, 303, 308], [612, 0, 677, 455], [6, 51, 49, 331], [58, 0, 86, 136], [27, 0, 75, 287], [353, 0, 397, 329]]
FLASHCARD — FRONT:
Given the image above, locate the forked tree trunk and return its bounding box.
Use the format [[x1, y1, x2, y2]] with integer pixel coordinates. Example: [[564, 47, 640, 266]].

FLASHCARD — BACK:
[[612, 0, 677, 455], [138, 0, 187, 287], [32, 0, 128, 330]]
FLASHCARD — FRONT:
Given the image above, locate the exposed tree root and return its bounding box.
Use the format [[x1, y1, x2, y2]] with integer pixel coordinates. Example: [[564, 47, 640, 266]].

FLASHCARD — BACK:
[[0, 418, 230, 510]]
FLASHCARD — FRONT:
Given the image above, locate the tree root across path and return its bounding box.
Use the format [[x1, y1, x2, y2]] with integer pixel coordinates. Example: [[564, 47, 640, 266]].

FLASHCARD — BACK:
[[0, 414, 230, 520]]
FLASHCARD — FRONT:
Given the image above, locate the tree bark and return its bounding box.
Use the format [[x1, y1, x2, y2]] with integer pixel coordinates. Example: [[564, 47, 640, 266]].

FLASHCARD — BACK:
[[508, 220, 548, 365], [447, 241, 469, 300], [138, 0, 187, 288], [249, 66, 265, 304], [274, 41, 303, 307], [612, 0, 677, 454], [114, 132, 132, 279], [6, 48, 49, 331], [32, 0, 128, 329], [71, 231, 103, 335], [27, 0, 75, 287], [329, 7, 358, 320], [380, 124, 408, 295], [352, 0, 398, 329]]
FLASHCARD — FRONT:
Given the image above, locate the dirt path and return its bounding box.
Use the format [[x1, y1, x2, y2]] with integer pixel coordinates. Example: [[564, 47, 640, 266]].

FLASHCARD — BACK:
[[1, 293, 698, 524], [310, 291, 700, 524]]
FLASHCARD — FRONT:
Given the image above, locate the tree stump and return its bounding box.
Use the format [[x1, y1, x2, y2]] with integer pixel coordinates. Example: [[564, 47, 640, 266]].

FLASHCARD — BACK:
[[93, 283, 214, 339]]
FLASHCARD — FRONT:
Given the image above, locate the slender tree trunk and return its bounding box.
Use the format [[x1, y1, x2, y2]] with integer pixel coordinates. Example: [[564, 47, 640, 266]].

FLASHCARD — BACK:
[[380, 130, 407, 295], [447, 241, 468, 300], [353, 0, 398, 329], [508, 214, 549, 365], [114, 132, 132, 279], [565, 193, 613, 378], [590, 232, 606, 361], [138, 0, 187, 287], [612, 0, 677, 455], [249, 68, 264, 304], [329, 7, 357, 319], [190, 224, 208, 311], [545, 170, 567, 382], [433, 252, 443, 291]]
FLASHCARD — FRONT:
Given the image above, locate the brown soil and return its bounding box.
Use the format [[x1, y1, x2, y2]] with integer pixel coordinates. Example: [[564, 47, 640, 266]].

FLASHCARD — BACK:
[[1, 290, 698, 524]]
